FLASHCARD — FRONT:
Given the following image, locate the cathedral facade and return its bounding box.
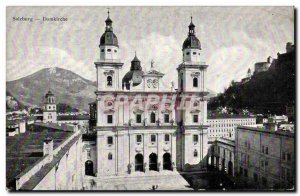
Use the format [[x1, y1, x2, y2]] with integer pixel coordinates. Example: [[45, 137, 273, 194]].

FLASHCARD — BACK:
[[92, 12, 209, 177]]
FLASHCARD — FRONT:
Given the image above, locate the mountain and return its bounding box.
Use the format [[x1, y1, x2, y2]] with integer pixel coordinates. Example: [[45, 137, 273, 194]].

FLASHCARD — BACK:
[[6, 67, 96, 111], [7, 67, 218, 112], [208, 48, 295, 117]]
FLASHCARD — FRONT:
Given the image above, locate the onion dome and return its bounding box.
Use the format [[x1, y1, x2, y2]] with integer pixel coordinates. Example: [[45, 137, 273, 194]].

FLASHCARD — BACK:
[[122, 53, 144, 90], [99, 10, 119, 47], [182, 16, 201, 50], [45, 90, 54, 98]]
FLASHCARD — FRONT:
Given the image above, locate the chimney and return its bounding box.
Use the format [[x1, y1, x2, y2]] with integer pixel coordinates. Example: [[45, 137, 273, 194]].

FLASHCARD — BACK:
[[43, 137, 53, 160]]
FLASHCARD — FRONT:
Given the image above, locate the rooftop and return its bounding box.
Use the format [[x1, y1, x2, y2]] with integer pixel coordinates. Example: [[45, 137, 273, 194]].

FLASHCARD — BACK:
[[237, 125, 294, 137], [6, 123, 75, 189], [208, 114, 255, 119], [57, 114, 89, 121]]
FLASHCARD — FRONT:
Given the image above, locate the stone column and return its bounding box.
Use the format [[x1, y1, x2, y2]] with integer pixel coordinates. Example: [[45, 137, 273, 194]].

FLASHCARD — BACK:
[[171, 131, 177, 171], [144, 133, 149, 172], [97, 133, 103, 176], [157, 133, 162, 171], [129, 133, 135, 174]]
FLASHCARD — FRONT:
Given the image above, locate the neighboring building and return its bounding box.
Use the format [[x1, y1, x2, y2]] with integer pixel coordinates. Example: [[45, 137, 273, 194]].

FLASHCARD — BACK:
[[89, 102, 97, 129], [86, 13, 209, 182], [43, 91, 57, 123], [57, 115, 89, 126], [235, 121, 295, 189], [254, 56, 272, 74], [207, 115, 256, 142], [274, 115, 288, 124], [6, 119, 26, 136], [207, 137, 235, 177], [31, 107, 43, 122], [6, 124, 82, 190]]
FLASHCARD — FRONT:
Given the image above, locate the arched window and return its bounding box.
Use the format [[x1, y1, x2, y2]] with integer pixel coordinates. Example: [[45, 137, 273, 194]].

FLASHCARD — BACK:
[[108, 153, 113, 160], [194, 150, 198, 157], [150, 112, 156, 123], [193, 77, 198, 87], [107, 76, 112, 86]]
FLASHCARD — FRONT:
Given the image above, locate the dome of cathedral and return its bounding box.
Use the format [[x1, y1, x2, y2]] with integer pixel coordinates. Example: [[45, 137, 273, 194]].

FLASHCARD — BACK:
[[182, 35, 201, 50], [100, 31, 119, 47], [122, 54, 143, 90], [99, 12, 119, 47]]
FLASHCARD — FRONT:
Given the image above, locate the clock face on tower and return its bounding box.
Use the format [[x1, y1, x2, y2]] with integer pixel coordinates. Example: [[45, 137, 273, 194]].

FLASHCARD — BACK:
[[153, 79, 158, 88], [147, 79, 152, 88]]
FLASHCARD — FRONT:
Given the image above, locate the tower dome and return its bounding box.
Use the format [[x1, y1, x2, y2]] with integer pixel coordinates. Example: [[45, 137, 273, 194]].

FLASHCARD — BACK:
[[99, 10, 119, 47], [45, 90, 54, 98], [182, 17, 201, 50], [122, 53, 144, 90]]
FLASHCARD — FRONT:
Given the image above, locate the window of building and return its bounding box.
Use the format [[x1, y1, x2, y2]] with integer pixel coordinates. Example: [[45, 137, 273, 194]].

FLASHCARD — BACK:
[[108, 153, 113, 160], [193, 52, 197, 55], [165, 134, 170, 142], [136, 135, 142, 143], [194, 150, 198, 157], [107, 115, 113, 124], [150, 112, 156, 123], [107, 136, 113, 145], [87, 150, 91, 159], [136, 114, 142, 123], [101, 49, 104, 52], [265, 146, 268, 154], [151, 135, 156, 143], [107, 76, 112, 86], [193, 135, 199, 143], [164, 114, 170, 123], [186, 52, 190, 55], [193, 77, 198, 87], [107, 49, 111, 52], [193, 115, 198, 123], [114, 49, 117, 53]]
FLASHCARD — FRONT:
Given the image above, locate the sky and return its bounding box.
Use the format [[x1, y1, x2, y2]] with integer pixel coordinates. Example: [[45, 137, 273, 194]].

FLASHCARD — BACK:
[[6, 6, 294, 93]]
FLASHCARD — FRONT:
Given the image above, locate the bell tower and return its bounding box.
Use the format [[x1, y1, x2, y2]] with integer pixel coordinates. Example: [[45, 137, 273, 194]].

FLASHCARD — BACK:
[[178, 16, 207, 93], [43, 90, 57, 123], [95, 10, 123, 92], [176, 16, 209, 171]]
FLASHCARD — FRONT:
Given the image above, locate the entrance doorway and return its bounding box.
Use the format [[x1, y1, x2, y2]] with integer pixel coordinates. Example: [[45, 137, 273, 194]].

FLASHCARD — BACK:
[[135, 154, 144, 172], [163, 153, 172, 170], [149, 153, 158, 171], [85, 160, 93, 176]]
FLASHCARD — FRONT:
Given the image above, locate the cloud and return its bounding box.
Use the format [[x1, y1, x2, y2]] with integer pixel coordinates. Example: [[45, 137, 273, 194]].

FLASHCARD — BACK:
[[119, 33, 182, 89], [6, 47, 96, 81]]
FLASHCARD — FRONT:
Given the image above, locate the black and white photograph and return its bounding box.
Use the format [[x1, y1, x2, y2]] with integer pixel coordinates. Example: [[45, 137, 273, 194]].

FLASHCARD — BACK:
[[5, 6, 295, 191]]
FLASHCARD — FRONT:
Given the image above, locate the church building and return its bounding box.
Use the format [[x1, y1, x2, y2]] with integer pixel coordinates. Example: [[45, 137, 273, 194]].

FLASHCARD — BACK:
[[90, 11, 210, 177]]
